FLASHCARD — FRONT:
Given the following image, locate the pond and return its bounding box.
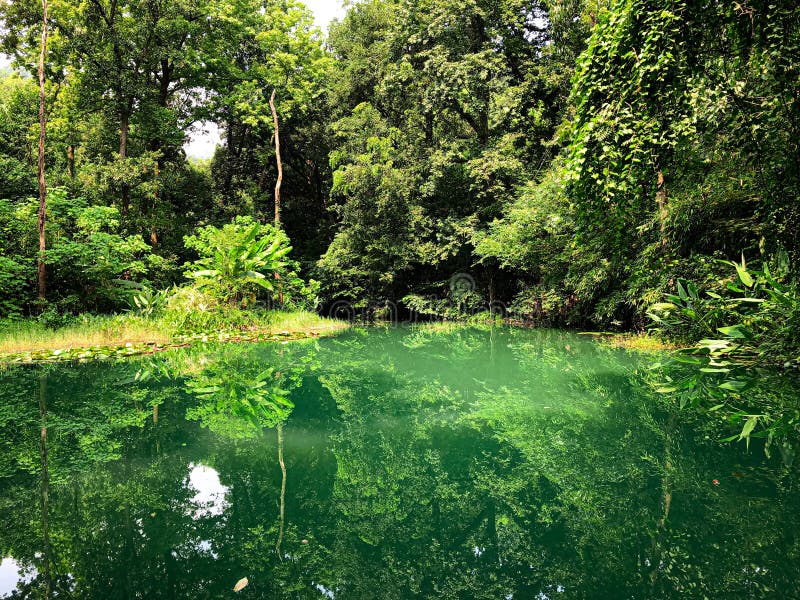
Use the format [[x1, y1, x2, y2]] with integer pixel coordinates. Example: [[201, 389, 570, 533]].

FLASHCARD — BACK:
[[0, 325, 797, 598]]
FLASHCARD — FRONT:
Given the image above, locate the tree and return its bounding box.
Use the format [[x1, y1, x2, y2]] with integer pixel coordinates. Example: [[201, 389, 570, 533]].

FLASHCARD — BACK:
[[474, 0, 800, 327], [319, 0, 588, 310], [270, 89, 283, 226], [203, 0, 329, 222], [36, 0, 48, 302]]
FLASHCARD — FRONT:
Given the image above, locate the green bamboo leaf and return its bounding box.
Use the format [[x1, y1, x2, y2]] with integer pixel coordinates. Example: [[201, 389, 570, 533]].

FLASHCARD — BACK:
[[739, 416, 758, 448], [717, 325, 751, 339], [735, 255, 755, 288], [677, 280, 688, 301], [719, 380, 749, 392]]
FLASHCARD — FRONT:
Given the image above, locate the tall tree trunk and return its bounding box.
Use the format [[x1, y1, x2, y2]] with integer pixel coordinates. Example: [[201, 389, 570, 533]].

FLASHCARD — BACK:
[[649, 412, 676, 591], [275, 422, 286, 559], [222, 114, 236, 204], [159, 59, 172, 108], [67, 144, 75, 178], [119, 110, 129, 159], [150, 161, 159, 247], [119, 108, 130, 217], [37, 0, 49, 302], [657, 170, 668, 247], [148, 58, 172, 170], [269, 89, 282, 226]]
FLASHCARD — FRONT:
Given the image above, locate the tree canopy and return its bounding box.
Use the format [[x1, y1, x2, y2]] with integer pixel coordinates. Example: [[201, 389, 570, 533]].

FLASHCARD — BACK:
[[0, 0, 796, 338]]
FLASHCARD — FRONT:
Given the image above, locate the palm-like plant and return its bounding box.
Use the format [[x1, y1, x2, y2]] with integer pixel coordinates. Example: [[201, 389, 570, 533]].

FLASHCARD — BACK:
[[186, 221, 292, 306]]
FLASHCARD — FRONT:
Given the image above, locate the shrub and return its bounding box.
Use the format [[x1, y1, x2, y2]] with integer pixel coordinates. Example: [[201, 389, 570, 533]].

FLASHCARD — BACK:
[[649, 252, 799, 365], [648, 252, 800, 449], [0, 255, 31, 318], [0, 189, 173, 314], [183, 217, 317, 310]]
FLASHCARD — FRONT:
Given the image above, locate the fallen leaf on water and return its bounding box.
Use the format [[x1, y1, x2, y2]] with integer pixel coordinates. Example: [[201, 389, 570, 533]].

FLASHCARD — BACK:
[[233, 577, 249, 592]]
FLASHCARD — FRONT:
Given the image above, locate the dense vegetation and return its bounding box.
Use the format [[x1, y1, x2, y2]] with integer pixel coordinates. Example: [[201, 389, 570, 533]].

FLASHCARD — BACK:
[[0, 0, 798, 361]]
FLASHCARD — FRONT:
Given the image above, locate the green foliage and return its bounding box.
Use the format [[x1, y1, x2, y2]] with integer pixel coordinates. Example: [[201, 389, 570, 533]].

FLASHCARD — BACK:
[[455, 0, 800, 330], [0, 188, 170, 315], [45, 190, 171, 312], [648, 254, 800, 449], [0, 0, 797, 356], [0, 255, 31, 318], [181, 217, 318, 315], [649, 252, 800, 365], [318, 0, 589, 309], [185, 344, 298, 437], [124, 284, 171, 318], [161, 288, 250, 335], [183, 217, 293, 307]]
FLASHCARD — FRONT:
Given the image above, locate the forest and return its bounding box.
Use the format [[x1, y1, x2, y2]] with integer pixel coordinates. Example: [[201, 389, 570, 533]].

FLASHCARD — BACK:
[[0, 0, 798, 364]]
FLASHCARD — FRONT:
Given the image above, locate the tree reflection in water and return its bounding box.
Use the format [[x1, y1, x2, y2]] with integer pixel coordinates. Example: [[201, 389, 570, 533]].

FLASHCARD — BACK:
[[0, 327, 797, 598]]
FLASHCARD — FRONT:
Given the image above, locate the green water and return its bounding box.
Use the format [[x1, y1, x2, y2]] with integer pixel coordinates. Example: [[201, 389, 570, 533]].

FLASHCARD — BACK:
[[0, 326, 797, 598]]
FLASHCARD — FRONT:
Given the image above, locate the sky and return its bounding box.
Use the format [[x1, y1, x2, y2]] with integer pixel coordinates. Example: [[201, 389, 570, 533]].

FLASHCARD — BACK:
[[305, 0, 347, 31], [185, 0, 347, 159]]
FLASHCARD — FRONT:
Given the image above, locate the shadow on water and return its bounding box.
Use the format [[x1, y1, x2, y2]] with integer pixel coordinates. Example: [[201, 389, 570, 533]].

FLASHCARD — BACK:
[[0, 325, 798, 598]]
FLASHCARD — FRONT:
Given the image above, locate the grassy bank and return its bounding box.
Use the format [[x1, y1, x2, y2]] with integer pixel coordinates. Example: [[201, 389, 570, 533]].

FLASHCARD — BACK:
[[0, 310, 347, 361], [577, 331, 679, 352]]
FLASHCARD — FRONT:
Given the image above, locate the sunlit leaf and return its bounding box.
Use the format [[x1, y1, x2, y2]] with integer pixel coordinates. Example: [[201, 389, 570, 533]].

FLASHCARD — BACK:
[[233, 577, 249, 592]]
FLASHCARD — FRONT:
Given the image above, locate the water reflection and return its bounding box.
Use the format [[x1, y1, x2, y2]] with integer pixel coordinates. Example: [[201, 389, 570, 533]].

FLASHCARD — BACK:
[[0, 558, 36, 598], [0, 327, 797, 598], [187, 463, 229, 519]]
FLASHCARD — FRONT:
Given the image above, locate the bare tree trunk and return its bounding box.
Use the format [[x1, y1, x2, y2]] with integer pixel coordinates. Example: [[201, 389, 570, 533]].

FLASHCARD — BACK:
[[269, 89, 282, 226], [37, 0, 49, 302], [649, 412, 675, 591], [222, 114, 236, 204], [150, 161, 159, 247], [657, 170, 668, 247], [67, 144, 75, 178], [119, 108, 131, 217], [275, 422, 286, 559]]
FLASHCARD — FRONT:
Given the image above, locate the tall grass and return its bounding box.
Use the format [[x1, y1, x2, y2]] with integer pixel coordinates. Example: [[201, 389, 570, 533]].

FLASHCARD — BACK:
[[0, 315, 172, 354], [0, 310, 345, 354]]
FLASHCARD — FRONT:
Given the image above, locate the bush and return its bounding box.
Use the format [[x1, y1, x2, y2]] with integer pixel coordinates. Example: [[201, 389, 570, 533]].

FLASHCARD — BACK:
[[0, 255, 31, 318], [47, 191, 173, 312], [0, 189, 173, 314], [647, 252, 800, 452], [649, 252, 800, 365], [183, 217, 317, 310]]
